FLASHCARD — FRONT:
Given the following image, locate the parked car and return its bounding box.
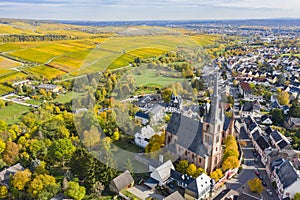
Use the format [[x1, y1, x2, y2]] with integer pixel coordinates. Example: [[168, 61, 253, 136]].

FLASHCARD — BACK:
[[259, 175, 263, 180], [262, 180, 267, 186], [266, 189, 273, 196], [255, 170, 259, 176]]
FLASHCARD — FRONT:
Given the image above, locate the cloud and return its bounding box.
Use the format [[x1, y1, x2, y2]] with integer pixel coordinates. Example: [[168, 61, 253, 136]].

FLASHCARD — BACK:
[[0, 0, 299, 20]]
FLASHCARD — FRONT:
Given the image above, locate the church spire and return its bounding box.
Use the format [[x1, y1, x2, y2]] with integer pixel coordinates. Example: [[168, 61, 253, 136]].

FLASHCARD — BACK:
[[210, 72, 220, 125]]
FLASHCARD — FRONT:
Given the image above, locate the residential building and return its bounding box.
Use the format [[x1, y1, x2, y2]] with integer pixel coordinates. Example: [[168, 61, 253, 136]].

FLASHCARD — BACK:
[[134, 125, 156, 148], [109, 170, 134, 194], [135, 112, 150, 125]]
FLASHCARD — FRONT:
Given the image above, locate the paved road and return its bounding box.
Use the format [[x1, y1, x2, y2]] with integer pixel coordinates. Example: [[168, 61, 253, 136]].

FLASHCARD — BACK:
[[224, 72, 278, 200]]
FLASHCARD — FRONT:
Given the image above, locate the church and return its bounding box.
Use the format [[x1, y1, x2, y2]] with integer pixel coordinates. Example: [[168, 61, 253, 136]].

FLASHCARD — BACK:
[[165, 72, 232, 173]]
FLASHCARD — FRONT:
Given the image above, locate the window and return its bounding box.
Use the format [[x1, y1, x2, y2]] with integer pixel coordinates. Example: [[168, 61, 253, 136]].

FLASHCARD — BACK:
[[216, 136, 219, 143], [185, 151, 187, 156], [216, 147, 218, 152], [199, 158, 202, 163], [214, 157, 218, 165], [218, 125, 221, 131], [192, 154, 194, 159]]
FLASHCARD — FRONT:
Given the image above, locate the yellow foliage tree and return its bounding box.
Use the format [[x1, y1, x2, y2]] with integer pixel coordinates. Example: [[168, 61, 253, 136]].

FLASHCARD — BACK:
[[11, 169, 32, 191], [0, 186, 8, 199], [248, 178, 264, 194], [186, 164, 197, 177], [210, 168, 224, 182], [222, 156, 239, 171], [278, 91, 290, 105]]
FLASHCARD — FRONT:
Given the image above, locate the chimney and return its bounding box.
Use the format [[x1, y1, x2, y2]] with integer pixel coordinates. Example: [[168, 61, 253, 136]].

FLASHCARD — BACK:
[[159, 154, 164, 164]]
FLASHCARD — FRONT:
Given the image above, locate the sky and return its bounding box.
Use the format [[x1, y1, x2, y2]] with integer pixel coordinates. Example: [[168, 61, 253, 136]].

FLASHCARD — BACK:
[[1, 0, 300, 21]]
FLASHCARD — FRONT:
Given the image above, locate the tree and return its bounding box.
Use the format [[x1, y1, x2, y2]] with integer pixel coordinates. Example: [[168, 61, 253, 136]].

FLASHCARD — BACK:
[[28, 174, 60, 198], [64, 181, 86, 200], [0, 139, 6, 154], [248, 178, 263, 194], [222, 156, 239, 171], [2, 141, 19, 165], [111, 131, 120, 141], [186, 164, 197, 177], [0, 186, 8, 199], [82, 126, 101, 149], [161, 88, 173, 103], [176, 160, 189, 174], [270, 109, 284, 125], [278, 91, 290, 105], [210, 169, 223, 182], [294, 193, 300, 200], [48, 138, 76, 166], [11, 169, 32, 191], [289, 105, 300, 118], [193, 167, 205, 178]]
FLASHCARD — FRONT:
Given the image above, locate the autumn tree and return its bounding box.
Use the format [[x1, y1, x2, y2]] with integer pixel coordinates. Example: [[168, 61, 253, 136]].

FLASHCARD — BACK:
[[176, 160, 189, 174], [294, 193, 300, 200], [222, 156, 239, 171], [64, 181, 86, 200], [11, 169, 32, 191], [48, 138, 76, 166], [2, 141, 19, 165], [28, 174, 60, 199], [278, 91, 290, 105], [82, 126, 101, 149], [210, 168, 223, 182], [0, 186, 8, 199], [248, 178, 263, 194], [186, 163, 197, 177], [193, 167, 205, 178], [161, 88, 173, 103]]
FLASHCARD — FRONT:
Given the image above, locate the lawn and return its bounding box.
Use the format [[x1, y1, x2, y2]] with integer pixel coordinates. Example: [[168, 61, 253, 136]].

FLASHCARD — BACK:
[[54, 91, 86, 104], [132, 68, 184, 88], [108, 47, 168, 70], [0, 103, 31, 124]]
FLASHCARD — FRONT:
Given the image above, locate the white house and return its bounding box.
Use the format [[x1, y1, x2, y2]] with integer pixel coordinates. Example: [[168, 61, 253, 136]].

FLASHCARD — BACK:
[[150, 160, 175, 186], [134, 126, 156, 148], [148, 104, 165, 125]]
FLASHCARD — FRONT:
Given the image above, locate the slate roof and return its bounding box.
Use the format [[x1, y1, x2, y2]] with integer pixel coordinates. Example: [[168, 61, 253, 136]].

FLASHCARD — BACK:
[[276, 160, 298, 189], [278, 140, 289, 150], [271, 100, 281, 109], [252, 130, 261, 141], [223, 117, 231, 132], [167, 113, 208, 157], [109, 170, 134, 192], [164, 191, 185, 200], [270, 130, 283, 142], [255, 136, 270, 151], [242, 101, 254, 112], [135, 112, 150, 119], [249, 122, 258, 132], [265, 126, 273, 135], [170, 169, 194, 187]]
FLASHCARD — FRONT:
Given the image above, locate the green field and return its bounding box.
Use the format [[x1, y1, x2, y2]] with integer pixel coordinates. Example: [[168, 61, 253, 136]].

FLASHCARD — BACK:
[[0, 103, 30, 124], [133, 68, 184, 88], [108, 47, 168, 70], [54, 91, 87, 104]]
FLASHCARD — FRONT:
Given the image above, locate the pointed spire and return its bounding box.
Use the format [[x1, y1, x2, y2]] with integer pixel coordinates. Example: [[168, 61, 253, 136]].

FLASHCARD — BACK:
[[210, 71, 220, 125]]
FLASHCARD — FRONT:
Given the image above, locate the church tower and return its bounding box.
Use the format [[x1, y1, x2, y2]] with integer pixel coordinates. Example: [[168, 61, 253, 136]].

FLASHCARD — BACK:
[[202, 72, 224, 173]]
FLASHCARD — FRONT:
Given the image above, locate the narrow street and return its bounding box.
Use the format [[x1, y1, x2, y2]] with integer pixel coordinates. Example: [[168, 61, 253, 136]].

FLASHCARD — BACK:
[[224, 72, 278, 200]]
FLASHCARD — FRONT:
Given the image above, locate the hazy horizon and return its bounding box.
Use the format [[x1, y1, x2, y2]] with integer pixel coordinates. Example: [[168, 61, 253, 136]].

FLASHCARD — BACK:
[[1, 0, 300, 21]]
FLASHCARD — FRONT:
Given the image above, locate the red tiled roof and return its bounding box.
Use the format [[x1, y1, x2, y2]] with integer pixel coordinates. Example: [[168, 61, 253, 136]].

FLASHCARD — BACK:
[[240, 81, 251, 91]]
